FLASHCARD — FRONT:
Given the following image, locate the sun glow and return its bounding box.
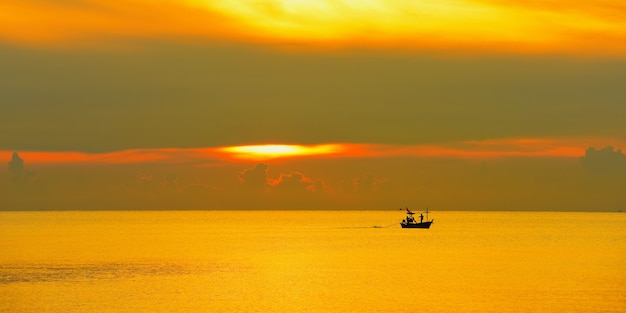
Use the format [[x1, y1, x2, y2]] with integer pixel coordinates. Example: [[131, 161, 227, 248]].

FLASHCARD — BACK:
[[195, 0, 626, 54], [219, 144, 343, 160], [2, 137, 624, 166], [1, 1, 626, 54], [205, 0, 522, 41]]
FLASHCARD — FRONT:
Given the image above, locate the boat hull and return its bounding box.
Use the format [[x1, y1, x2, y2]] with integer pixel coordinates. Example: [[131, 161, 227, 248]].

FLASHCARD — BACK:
[[400, 221, 433, 228]]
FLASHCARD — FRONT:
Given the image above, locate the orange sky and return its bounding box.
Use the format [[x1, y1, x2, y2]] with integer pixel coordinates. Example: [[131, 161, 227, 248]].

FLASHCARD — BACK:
[[4, 137, 624, 165], [2, 1, 626, 211], [2, 0, 626, 54]]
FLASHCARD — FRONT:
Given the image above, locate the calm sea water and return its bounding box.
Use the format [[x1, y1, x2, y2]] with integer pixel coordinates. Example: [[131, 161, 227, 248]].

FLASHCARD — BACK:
[[0, 210, 624, 313]]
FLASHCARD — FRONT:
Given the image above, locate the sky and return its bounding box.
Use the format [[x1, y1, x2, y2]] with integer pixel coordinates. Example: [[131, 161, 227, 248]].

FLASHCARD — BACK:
[[1, 0, 626, 211]]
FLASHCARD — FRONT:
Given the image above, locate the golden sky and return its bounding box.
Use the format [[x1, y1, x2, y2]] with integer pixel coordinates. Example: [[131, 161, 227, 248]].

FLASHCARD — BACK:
[[2, 0, 626, 54], [1, 0, 625, 211]]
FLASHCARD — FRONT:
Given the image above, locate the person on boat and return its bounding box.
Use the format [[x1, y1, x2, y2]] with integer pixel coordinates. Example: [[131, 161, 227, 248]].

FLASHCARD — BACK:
[[420, 213, 424, 223]]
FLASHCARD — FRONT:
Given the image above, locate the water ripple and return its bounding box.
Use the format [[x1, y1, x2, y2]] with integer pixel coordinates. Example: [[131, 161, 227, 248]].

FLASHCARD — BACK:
[[0, 262, 230, 284]]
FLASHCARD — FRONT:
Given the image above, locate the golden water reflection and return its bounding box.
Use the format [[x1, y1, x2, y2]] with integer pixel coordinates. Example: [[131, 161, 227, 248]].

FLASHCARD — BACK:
[[1, 211, 624, 312]]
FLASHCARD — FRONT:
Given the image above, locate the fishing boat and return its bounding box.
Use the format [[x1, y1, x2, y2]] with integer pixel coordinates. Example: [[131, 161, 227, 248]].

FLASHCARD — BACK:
[[400, 207, 433, 228]]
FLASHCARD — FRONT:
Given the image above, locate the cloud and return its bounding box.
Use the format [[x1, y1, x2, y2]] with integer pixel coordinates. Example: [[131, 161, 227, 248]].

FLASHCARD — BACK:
[[351, 138, 626, 159], [216, 138, 626, 161], [352, 173, 390, 193], [580, 146, 626, 174], [0, 148, 221, 165], [8, 152, 24, 175], [3, 137, 624, 169], [165, 173, 179, 191], [237, 163, 271, 191], [7, 152, 29, 184], [123, 170, 157, 194], [182, 178, 214, 197], [2, 0, 626, 55], [0, 0, 237, 48], [270, 171, 325, 193], [237, 164, 327, 196]]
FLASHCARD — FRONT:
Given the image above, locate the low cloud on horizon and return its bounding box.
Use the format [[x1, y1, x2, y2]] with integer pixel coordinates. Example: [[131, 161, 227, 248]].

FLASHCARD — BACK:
[[2, 145, 624, 212]]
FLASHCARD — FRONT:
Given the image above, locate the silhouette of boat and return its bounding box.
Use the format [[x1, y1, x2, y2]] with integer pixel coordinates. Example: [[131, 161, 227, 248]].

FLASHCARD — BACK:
[[401, 208, 433, 228]]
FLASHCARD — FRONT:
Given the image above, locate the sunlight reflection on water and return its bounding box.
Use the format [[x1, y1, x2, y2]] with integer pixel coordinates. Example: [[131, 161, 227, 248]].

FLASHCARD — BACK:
[[0, 210, 624, 313]]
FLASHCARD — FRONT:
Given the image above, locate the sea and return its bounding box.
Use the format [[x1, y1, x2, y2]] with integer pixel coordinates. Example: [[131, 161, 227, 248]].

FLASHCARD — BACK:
[[1, 210, 624, 313]]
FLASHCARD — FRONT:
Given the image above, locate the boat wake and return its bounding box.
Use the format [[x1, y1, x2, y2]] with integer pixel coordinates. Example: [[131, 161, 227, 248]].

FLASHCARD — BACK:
[[338, 223, 399, 229]]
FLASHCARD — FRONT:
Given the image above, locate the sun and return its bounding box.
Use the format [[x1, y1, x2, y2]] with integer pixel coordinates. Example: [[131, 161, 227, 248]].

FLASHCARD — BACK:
[[219, 144, 343, 160]]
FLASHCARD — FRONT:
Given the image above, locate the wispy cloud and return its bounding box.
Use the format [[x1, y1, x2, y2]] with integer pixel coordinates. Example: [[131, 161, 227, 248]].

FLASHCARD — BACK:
[[2, 0, 626, 54], [344, 137, 626, 159], [3, 137, 624, 165], [0, 149, 212, 165]]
